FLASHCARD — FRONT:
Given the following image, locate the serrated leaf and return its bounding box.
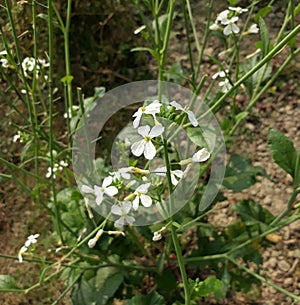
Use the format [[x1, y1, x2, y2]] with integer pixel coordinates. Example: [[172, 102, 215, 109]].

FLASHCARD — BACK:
[[124, 291, 165, 305], [258, 17, 270, 57], [0, 275, 21, 291], [268, 128, 297, 177], [71, 267, 124, 305], [223, 154, 266, 192]]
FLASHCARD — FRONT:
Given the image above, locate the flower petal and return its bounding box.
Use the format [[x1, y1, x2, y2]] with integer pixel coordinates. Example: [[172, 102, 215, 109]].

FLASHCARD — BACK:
[[149, 125, 164, 138], [102, 176, 113, 188], [81, 185, 93, 193], [132, 196, 140, 210], [122, 201, 132, 214], [145, 100, 162, 115], [140, 194, 152, 207], [111, 204, 122, 216], [115, 217, 125, 228], [144, 141, 157, 160], [171, 174, 179, 186], [137, 125, 150, 137], [170, 101, 183, 111], [187, 110, 198, 127], [95, 192, 104, 205], [131, 139, 145, 157], [192, 148, 211, 162], [125, 215, 135, 225], [136, 182, 151, 193], [132, 110, 142, 128], [172, 170, 183, 178], [105, 186, 118, 197], [154, 166, 167, 176]]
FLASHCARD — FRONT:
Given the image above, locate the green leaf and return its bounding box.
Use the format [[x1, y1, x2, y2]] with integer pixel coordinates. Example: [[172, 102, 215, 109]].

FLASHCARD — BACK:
[[124, 291, 165, 305], [254, 6, 272, 23], [0, 275, 21, 291], [190, 277, 223, 298], [223, 154, 266, 192], [268, 128, 297, 177], [258, 17, 270, 57], [231, 199, 275, 229], [294, 3, 300, 16], [71, 267, 124, 305], [155, 270, 177, 291], [187, 125, 216, 151], [227, 0, 238, 6]]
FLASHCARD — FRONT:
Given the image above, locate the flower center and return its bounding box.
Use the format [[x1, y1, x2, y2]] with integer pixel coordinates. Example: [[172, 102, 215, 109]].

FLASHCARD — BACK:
[[144, 136, 151, 142]]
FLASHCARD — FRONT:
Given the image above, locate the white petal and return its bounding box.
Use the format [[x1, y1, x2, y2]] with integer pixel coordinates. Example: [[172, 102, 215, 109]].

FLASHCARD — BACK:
[[144, 141, 156, 160], [149, 125, 164, 138], [187, 110, 198, 127], [223, 25, 231, 36], [154, 166, 167, 176], [131, 140, 145, 157], [122, 201, 132, 214], [171, 174, 179, 186], [137, 125, 150, 137], [102, 176, 113, 188], [145, 101, 162, 114], [88, 237, 97, 248], [111, 204, 122, 216], [94, 185, 103, 197], [172, 170, 183, 178], [105, 186, 118, 197], [132, 196, 140, 210], [125, 215, 135, 225], [192, 148, 211, 162], [140, 194, 152, 207], [18, 253, 23, 263], [115, 218, 125, 228], [81, 185, 93, 193], [232, 23, 240, 34], [170, 101, 183, 110], [132, 111, 142, 128], [95, 192, 104, 205], [136, 182, 151, 193]]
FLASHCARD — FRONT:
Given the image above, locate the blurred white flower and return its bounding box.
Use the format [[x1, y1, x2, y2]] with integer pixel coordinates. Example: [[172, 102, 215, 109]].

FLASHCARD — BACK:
[[212, 69, 229, 80], [192, 148, 211, 162], [170, 101, 198, 127], [152, 226, 166, 241], [0, 50, 8, 56], [88, 229, 104, 248], [111, 201, 135, 228], [0, 58, 9, 68], [209, 23, 219, 31], [63, 105, 80, 119], [228, 6, 248, 14], [132, 100, 162, 128], [217, 9, 229, 23], [131, 125, 164, 160], [110, 167, 132, 181], [94, 177, 118, 206], [132, 183, 152, 210], [248, 24, 259, 34], [18, 233, 39, 263], [134, 25, 146, 35], [219, 78, 232, 93], [154, 166, 183, 186], [223, 16, 240, 36]]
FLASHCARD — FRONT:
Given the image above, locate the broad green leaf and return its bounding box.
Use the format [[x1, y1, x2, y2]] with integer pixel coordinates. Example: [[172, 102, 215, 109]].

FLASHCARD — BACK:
[[187, 125, 216, 152], [268, 128, 297, 177], [124, 291, 164, 305], [0, 275, 21, 291], [258, 17, 270, 57], [71, 267, 124, 305], [223, 154, 266, 192], [254, 6, 272, 23]]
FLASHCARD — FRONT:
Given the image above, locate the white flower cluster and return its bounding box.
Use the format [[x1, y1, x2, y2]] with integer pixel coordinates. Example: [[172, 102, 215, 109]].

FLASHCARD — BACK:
[[210, 6, 259, 36], [18, 234, 39, 263], [81, 99, 211, 247], [0, 50, 8, 68], [46, 160, 69, 179], [212, 69, 232, 93], [21, 57, 49, 78]]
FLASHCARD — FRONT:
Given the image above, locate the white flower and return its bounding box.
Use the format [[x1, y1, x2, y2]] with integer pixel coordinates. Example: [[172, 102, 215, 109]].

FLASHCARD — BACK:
[[24, 234, 39, 247], [131, 125, 164, 160], [248, 24, 259, 34], [22, 57, 36, 74], [154, 166, 184, 186], [192, 148, 211, 162], [110, 167, 132, 181], [134, 25, 146, 35], [37, 58, 50, 68], [94, 177, 118, 206], [209, 23, 219, 31], [0, 58, 9, 68], [170, 101, 198, 127], [152, 231, 162, 241], [13, 132, 21, 142], [0, 50, 8, 56], [223, 16, 240, 36], [111, 201, 135, 228], [58, 160, 68, 170], [132, 183, 152, 210], [228, 6, 248, 14], [132, 100, 162, 128], [18, 246, 27, 263], [212, 69, 229, 80], [217, 9, 229, 23], [63, 105, 80, 119], [219, 78, 232, 93]]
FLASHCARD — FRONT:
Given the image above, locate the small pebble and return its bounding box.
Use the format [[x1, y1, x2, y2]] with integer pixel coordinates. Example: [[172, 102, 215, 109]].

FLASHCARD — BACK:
[[278, 260, 290, 272]]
